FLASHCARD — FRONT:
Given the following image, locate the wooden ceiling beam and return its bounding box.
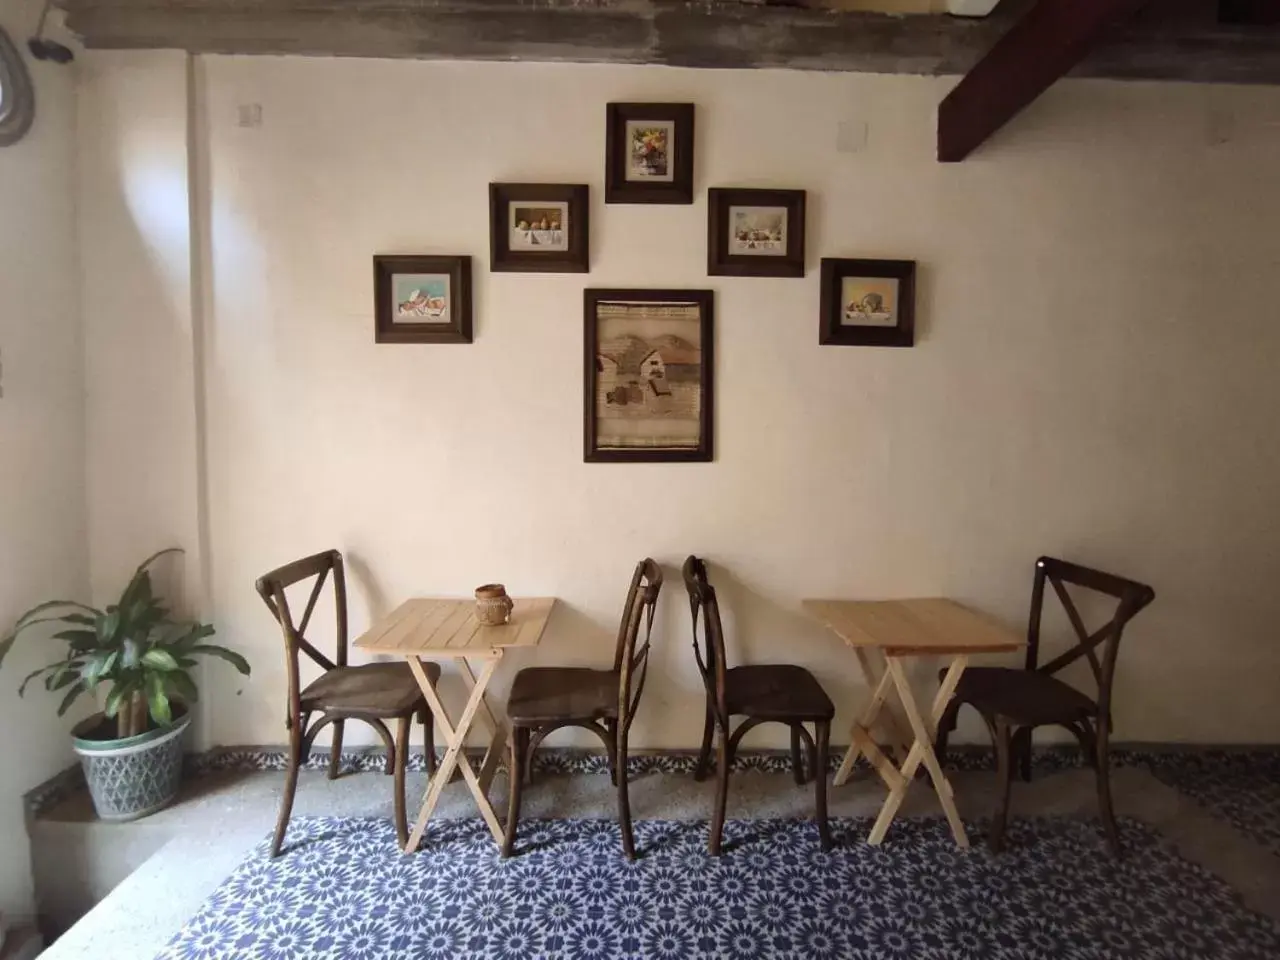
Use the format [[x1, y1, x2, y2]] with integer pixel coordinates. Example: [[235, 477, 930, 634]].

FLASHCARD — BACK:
[[937, 0, 1153, 163], [56, 1, 1280, 84]]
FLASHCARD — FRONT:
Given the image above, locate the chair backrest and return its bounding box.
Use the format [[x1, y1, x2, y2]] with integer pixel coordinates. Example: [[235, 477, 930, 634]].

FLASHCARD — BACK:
[[683, 555, 729, 729], [615, 558, 663, 736], [255, 549, 347, 722], [1027, 556, 1155, 719]]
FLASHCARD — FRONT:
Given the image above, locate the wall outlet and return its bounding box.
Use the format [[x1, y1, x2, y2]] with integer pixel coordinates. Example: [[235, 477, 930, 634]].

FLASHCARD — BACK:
[[237, 103, 263, 128]]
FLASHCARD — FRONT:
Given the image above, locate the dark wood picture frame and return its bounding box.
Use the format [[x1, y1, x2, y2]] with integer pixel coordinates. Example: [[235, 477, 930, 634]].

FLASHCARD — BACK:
[[584, 288, 714, 463], [819, 257, 916, 347], [707, 187, 806, 278], [605, 103, 695, 205], [489, 183, 589, 273], [373, 255, 472, 344]]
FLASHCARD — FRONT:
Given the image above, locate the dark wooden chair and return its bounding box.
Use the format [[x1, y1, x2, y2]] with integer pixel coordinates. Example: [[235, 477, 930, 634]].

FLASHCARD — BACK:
[[934, 556, 1155, 854], [683, 556, 834, 855], [502, 558, 662, 860], [255, 549, 438, 856]]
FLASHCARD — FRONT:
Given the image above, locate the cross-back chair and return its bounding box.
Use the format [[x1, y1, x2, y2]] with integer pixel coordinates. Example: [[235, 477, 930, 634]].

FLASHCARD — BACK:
[[935, 556, 1155, 854], [684, 556, 834, 855], [502, 558, 663, 860], [256, 549, 438, 856]]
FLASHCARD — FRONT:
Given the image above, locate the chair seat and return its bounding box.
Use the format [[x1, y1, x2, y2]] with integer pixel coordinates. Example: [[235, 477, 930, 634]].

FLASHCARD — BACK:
[[950, 666, 1096, 727], [300, 661, 437, 718], [507, 667, 619, 725], [725, 664, 834, 721]]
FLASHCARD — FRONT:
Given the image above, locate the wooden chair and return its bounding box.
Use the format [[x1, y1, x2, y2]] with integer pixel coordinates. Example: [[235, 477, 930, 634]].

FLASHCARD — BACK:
[[502, 559, 662, 860], [255, 549, 438, 856], [683, 556, 834, 855], [934, 556, 1155, 854]]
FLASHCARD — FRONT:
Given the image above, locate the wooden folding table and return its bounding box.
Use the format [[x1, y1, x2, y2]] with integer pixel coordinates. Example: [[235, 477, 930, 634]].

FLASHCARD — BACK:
[[802, 598, 1023, 848], [353, 596, 556, 853]]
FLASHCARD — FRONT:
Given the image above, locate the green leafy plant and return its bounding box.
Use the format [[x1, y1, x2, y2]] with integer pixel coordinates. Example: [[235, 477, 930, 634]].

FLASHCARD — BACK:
[[0, 548, 249, 740]]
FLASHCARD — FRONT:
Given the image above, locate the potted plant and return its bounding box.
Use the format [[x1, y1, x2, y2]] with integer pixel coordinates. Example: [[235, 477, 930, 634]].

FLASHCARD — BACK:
[[0, 548, 250, 821]]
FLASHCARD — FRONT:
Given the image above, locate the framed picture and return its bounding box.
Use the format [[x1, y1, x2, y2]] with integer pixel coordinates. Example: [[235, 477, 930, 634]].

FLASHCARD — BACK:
[[373, 255, 472, 344], [819, 258, 917, 347], [707, 187, 806, 278], [489, 183, 589, 273], [584, 288, 714, 463], [605, 103, 695, 205]]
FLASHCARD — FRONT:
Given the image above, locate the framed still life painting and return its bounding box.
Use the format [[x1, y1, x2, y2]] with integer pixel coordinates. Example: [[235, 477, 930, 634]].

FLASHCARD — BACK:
[[373, 255, 472, 344], [605, 103, 695, 205], [489, 183, 590, 273], [584, 288, 714, 463], [819, 258, 916, 347], [707, 187, 806, 278]]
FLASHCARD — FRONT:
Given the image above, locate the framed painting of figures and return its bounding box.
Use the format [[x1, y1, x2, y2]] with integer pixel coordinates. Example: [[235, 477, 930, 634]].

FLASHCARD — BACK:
[[373, 255, 472, 344]]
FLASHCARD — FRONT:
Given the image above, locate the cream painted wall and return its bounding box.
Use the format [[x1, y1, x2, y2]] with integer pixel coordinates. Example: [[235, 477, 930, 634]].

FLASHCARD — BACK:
[[75, 50, 219, 760], [0, 0, 85, 919], [81, 55, 1280, 756]]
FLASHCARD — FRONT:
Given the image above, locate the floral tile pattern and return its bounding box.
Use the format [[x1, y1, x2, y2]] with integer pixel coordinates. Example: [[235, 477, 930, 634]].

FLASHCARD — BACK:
[[155, 815, 1280, 960], [1139, 751, 1280, 858], [29, 745, 1280, 860]]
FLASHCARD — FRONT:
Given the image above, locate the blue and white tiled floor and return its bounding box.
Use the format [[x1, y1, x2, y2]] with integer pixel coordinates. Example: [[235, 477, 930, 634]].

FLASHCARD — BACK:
[[156, 815, 1279, 960], [32, 748, 1280, 960], [1139, 751, 1280, 859]]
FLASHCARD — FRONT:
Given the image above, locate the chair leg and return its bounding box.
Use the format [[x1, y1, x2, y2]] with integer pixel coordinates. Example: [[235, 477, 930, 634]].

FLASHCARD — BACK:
[[790, 724, 806, 786], [814, 720, 832, 852], [393, 715, 410, 848], [525, 734, 537, 786], [1095, 724, 1121, 855], [1016, 727, 1033, 783], [329, 719, 346, 780], [420, 707, 436, 775], [617, 730, 637, 861], [934, 698, 960, 767], [989, 717, 1014, 853], [709, 728, 731, 856], [271, 724, 303, 858], [604, 719, 619, 787], [502, 726, 529, 858], [693, 702, 714, 783]]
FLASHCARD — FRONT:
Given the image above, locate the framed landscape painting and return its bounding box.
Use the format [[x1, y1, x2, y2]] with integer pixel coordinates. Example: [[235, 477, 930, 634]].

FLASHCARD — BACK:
[[819, 257, 916, 347], [707, 188, 806, 277], [584, 288, 714, 463], [605, 103, 695, 205], [373, 255, 472, 343], [489, 183, 589, 273]]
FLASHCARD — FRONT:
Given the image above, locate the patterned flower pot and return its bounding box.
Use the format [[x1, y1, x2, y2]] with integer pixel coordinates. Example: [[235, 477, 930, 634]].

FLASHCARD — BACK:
[[71, 706, 190, 821]]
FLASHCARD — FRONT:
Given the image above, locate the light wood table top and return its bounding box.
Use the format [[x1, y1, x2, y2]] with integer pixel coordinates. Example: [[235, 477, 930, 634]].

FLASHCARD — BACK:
[[353, 597, 556, 658], [802, 598, 1023, 657]]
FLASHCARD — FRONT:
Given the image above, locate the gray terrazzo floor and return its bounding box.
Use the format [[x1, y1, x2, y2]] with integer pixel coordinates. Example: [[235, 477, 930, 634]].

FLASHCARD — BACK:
[[31, 760, 1280, 959]]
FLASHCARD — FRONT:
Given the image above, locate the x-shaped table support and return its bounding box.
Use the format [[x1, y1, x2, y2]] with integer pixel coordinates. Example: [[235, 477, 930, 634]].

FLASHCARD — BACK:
[[351, 597, 556, 855], [404, 655, 508, 852], [842, 649, 971, 847], [804, 597, 1024, 850]]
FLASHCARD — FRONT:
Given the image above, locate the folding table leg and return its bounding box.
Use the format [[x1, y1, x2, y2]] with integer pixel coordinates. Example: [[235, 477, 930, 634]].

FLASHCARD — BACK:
[[834, 667, 900, 788], [854, 647, 915, 760], [404, 656, 501, 853], [866, 655, 970, 848], [459, 658, 508, 794]]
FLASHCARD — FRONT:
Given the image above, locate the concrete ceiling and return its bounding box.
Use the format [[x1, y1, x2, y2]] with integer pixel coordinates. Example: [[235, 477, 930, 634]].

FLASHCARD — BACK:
[[56, 0, 1280, 83]]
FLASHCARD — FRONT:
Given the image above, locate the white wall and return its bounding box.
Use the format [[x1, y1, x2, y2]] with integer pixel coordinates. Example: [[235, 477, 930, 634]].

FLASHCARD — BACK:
[[80, 55, 1280, 755], [0, 0, 85, 920]]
